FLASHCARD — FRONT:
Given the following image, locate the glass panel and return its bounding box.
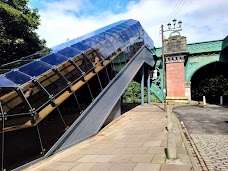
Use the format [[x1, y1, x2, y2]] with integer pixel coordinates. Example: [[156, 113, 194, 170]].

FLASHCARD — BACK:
[[85, 50, 104, 67], [37, 70, 68, 98], [118, 29, 130, 41], [19, 61, 52, 77], [41, 53, 68, 66], [82, 37, 101, 47], [57, 47, 81, 58], [117, 24, 129, 30], [0, 76, 18, 87], [135, 22, 142, 32], [107, 33, 122, 50], [52, 20, 127, 53], [72, 54, 93, 73], [131, 23, 140, 33], [124, 28, 134, 39], [5, 71, 31, 85], [99, 32, 112, 39], [59, 61, 82, 83], [71, 42, 91, 52], [22, 82, 50, 111], [81, 38, 92, 46], [90, 35, 106, 43], [99, 39, 116, 58], [108, 30, 127, 44], [1, 87, 31, 116], [128, 25, 137, 35]]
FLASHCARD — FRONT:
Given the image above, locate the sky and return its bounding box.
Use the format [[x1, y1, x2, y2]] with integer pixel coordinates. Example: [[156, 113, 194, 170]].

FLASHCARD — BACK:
[[29, 0, 228, 48]]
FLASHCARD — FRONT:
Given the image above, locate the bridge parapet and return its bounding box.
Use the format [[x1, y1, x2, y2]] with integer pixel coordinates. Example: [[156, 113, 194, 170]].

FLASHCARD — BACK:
[[187, 40, 222, 55], [222, 36, 228, 50]]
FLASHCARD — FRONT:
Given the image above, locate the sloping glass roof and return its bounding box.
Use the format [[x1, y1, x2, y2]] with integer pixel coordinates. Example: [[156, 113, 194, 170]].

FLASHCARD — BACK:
[[0, 19, 154, 87]]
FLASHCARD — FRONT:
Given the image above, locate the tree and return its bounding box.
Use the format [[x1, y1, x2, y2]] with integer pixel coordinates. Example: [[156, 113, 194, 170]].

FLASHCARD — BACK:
[[192, 74, 228, 98], [123, 81, 160, 103], [0, 0, 47, 65]]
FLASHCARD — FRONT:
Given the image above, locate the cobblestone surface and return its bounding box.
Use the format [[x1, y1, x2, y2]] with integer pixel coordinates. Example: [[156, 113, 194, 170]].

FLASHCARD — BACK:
[[174, 106, 228, 171], [191, 134, 228, 171]]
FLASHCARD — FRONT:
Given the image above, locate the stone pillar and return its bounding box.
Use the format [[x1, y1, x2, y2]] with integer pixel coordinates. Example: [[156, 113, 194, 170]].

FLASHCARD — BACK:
[[164, 35, 189, 104], [166, 59, 185, 97]]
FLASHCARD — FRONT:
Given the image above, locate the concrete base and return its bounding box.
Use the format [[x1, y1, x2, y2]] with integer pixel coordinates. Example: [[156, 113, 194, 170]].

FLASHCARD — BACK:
[[166, 96, 189, 105], [166, 158, 183, 165]]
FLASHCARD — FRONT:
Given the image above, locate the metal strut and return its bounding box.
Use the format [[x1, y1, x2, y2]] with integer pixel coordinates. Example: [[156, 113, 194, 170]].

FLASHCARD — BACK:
[[73, 93, 83, 114], [32, 80, 56, 107], [87, 82, 94, 101], [104, 66, 111, 82], [36, 125, 45, 155], [96, 73, 103, 91], [118, 55, 122, 73], [56, 107, 68, 130]]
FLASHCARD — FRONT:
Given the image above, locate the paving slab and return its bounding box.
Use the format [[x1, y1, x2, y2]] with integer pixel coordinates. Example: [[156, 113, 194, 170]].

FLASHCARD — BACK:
[[24, 104, 192, 171]]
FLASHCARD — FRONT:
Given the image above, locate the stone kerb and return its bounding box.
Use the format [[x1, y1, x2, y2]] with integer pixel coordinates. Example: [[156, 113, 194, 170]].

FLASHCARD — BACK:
[[166, 106, 177, 160], [170, 106, 200, 171]]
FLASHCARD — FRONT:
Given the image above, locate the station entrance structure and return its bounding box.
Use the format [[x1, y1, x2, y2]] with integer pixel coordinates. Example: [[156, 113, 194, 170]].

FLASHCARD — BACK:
[[0, 19, 156, 170]]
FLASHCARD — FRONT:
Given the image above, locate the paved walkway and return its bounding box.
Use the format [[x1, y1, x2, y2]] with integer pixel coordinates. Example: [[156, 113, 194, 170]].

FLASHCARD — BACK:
[[24, 104, 192, 171]]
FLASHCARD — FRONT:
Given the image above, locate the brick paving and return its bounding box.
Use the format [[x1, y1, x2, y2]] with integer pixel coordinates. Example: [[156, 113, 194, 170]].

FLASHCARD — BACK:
[[191, 134, 228, 171], [24, 104, 192, 171]]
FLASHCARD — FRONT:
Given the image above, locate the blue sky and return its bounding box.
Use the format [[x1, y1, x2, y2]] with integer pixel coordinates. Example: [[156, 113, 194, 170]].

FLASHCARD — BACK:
[[29, 0, 228, 48], [29, 0, 140, 15]]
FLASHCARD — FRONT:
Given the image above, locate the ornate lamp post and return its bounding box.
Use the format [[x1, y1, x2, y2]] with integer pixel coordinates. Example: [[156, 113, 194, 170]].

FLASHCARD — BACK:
[[161, 19, 182, 107]]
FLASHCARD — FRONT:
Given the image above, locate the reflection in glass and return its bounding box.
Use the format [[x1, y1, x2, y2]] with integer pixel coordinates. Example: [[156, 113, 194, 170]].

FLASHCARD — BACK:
[[19, 61, 52, 77], [0, 76, 18, 87], [41, 53, 68, 66], [71, 42, 91, 52], [57, 47, 81, 58], [5, 71, 31, 85]]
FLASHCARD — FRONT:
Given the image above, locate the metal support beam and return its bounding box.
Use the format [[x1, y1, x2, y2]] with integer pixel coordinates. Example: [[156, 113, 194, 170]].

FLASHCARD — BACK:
[[141, 65, 144, 106], [147, 68, 151, 104], [103, 99, 121, 126]]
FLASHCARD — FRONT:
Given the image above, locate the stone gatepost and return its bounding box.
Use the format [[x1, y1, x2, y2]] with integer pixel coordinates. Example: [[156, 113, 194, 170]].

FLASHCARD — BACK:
[[164, 35, 189, 104]]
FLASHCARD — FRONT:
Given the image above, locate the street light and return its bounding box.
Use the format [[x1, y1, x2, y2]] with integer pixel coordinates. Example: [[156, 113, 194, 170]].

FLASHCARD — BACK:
[[161, 19, 182, 107]]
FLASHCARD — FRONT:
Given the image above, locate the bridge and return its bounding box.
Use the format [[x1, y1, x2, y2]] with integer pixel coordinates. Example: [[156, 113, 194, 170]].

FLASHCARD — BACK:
[[152, 36, 228, 102]]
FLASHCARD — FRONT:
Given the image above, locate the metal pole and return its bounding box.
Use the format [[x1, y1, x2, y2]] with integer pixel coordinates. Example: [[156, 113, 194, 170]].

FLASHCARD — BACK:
[[73, 93, 82, 113], [161, 25, 167, 111], [203, 96, 206, 107], [87, 82, 94, 101], [220, 96, 223, 106], [56, 107, 67, 129], [141, 65, 144, 106], [104, 66, 111, 82], [147, 68, 151, 104], [96, 73, 103, 91], [36, 125, 45, 155]]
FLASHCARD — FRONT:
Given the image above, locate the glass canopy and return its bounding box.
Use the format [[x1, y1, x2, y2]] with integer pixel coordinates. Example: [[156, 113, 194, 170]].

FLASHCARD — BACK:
[[0, 19, 153, 88]]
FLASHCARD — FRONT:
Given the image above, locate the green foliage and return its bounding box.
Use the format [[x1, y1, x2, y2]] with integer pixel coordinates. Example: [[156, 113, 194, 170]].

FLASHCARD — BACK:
[[0, 0, 47, 65], [192, 74, 228, 97], [123, 81, 161, 103]]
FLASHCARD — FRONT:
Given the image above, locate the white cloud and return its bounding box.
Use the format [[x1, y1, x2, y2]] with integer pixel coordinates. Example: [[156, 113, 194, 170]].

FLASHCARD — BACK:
[[36, 0, 228, 48]]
